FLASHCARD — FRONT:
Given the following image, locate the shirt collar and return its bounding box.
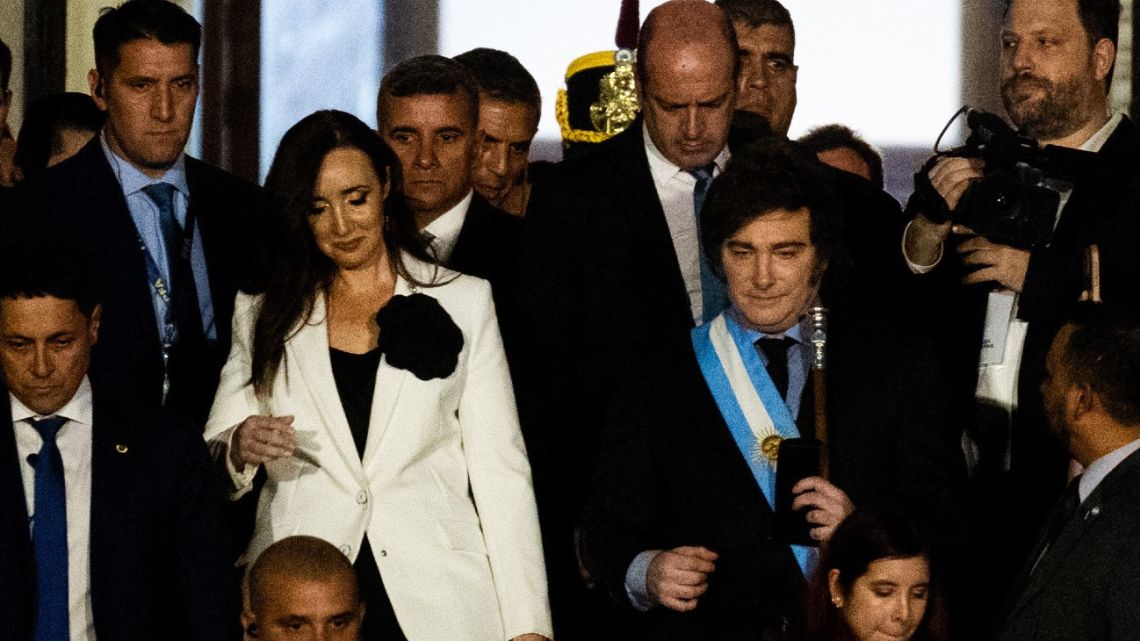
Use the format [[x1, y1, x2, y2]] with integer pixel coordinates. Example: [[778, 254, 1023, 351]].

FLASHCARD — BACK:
[[9, 376, 94, 427], [727, 307, 805, 344], [1078, 111, 1123, 153], [421, 189, 474, 263], [642, 122, 730, 189], [100, 130, 189, 198], [1079, 437, 1140, 503]]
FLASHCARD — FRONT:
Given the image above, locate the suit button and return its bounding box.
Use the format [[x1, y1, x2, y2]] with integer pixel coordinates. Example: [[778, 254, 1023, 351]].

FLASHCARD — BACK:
[[379, 549, 388, 557], [356, 490, 368, 505], [340, 544, 351, 556]]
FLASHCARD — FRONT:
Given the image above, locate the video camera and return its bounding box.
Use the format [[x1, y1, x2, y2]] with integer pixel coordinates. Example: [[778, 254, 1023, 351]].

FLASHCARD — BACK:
[[909, 108, 1097, 248]]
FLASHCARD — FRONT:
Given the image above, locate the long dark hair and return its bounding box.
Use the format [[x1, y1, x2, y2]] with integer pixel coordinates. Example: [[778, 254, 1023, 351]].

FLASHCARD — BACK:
[[250, 109, 435, 397], [807, 506, 949, 641]]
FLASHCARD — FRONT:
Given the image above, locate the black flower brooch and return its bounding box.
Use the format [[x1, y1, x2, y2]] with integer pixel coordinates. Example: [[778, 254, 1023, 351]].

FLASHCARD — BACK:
[[375, 293, 464, 380]]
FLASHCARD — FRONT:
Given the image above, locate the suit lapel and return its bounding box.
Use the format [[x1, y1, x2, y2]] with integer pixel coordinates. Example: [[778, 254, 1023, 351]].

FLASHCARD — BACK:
[[0, 394, 35, 638], [447, 194, 482, 275], [361, 276, 412, 475], [288, 295, 368, 481], [1003, 448, 1140, 623], [184, 159, 228, 341], [0, 393, 33, 549], [620, 127, 698, 329], [87, 390, 138, 632]]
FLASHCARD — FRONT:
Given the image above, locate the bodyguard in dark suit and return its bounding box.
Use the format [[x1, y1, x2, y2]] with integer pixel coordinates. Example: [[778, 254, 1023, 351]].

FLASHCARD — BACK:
[[375, 55, 521, 321], [581, 142, 965, 641], [0, 248, 239, 641], [13, 0, 259, 427], [995, 306, 1140, 641]]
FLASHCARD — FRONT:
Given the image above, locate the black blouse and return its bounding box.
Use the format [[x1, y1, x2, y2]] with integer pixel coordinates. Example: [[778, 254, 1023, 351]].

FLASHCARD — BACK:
[[329, 347, 382, 459]]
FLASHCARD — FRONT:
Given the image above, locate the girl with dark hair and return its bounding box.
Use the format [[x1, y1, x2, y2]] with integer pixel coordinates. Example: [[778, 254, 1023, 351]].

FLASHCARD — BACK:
[[204, 110, 551, 641], [807, 507, 949, 641]]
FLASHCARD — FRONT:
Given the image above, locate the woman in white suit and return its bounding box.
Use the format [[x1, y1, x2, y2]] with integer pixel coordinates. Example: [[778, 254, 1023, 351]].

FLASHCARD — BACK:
[[204, 110, 551, 641]]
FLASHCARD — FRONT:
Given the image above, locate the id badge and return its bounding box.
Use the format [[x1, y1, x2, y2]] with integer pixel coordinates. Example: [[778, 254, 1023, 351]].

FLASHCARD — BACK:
[[979, 290, 1016, 366]]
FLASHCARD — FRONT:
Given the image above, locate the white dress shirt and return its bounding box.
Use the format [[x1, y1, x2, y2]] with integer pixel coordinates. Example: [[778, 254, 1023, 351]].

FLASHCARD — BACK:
[[11, 377, 97, 641], [421, 190, 474, 264], [902, 113, 1123, 470], [643, 124, 730, 326]]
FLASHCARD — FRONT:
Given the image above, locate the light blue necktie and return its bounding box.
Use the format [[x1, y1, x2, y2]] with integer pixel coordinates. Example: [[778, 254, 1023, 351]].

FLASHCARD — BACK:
[[31, 416, 69, 641], [690, 165, 729, 323]]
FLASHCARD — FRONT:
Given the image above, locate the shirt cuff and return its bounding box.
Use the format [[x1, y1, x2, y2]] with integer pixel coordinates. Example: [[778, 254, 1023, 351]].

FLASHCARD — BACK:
[[902, 219, 943, 274], [220, 425, 258, 498], [624, 550, 659, 612]]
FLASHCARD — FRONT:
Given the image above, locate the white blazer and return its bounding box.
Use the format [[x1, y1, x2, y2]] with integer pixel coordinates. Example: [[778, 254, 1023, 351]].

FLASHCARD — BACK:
[[204, 260, 551, 641]]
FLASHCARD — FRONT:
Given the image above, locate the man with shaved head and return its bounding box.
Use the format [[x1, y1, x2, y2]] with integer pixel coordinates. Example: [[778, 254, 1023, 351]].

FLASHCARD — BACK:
[[518, 1, 739, 638], [244, 536, 364, 641]]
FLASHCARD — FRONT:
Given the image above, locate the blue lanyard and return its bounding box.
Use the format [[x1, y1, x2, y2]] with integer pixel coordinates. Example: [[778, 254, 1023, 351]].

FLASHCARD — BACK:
[[135, 208, 197, 348]]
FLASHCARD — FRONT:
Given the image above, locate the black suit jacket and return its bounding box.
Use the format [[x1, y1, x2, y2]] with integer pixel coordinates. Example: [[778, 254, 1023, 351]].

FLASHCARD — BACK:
[[520, 124, 915, 518], [994, 447, 1140, 641], [581, 318, 966, 641], [11, 138, 260, 426], [0, 382, 240, 641], [919, 117, 1140, 551], [448, 192, 522, 341]]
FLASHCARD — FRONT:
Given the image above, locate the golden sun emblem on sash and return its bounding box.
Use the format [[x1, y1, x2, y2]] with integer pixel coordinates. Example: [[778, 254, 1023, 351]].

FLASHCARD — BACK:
[[755, 434, 782, 464]]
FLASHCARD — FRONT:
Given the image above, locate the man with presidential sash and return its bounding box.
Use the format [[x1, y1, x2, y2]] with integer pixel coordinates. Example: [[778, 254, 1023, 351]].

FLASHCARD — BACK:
[[581, 141, 966, 641]]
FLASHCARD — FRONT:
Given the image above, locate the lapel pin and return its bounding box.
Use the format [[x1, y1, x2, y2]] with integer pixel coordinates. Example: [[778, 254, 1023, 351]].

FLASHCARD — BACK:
[[115, 444, 129, 454]]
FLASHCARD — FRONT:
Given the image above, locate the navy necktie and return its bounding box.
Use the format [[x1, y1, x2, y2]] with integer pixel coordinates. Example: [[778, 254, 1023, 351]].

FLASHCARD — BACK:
[[690, 165, 728, 322], [30, 416, 69, 641], [142, 183, 204, 346], [757, 336, 796, 401]]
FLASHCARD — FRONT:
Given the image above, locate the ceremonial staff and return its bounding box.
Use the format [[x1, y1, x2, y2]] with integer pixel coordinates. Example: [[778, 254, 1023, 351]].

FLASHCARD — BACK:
[[809, 305, 830, 479]]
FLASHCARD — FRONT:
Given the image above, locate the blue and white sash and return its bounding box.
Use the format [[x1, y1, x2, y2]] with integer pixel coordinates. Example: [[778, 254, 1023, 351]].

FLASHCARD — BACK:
[[691, 311, 817, 576]]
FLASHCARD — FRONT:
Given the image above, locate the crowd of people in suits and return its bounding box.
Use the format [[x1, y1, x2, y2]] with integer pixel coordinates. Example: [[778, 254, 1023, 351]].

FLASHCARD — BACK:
[[1, 0, 1139, 640]]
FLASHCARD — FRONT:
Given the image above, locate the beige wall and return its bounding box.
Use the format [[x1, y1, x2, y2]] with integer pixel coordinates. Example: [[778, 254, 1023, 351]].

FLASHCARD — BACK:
[[1, 0, 25, 133]]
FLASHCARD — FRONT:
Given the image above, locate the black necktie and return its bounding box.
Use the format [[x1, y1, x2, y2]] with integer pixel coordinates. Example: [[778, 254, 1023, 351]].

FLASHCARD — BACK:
[[757, 336, 795, 401], [142, 183, 204, 346], [1030, 475, 1082, 576]]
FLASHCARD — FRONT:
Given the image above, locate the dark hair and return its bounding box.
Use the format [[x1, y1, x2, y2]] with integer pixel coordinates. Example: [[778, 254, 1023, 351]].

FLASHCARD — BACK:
[[637, 2, 741, 90], [807, 506, 950, 641], [251, 110, 435, 397], [700, 136, 842, 277], [799, 124, 884, 189], [0, 231, 99, 318], [0, 38, 11, 92], [716, 0, 795, 41], [376, 55, 479, 131], [1060, 303, 1140, 426], [453, 48, 542, 117], [93, 0, 201, 78], [1075, 0, 1121, 46], [14, 93, 105, 179]]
